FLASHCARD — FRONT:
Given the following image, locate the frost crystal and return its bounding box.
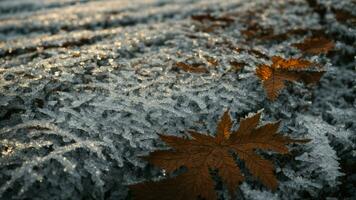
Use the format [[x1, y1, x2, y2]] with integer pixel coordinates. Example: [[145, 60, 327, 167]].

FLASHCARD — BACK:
[[0, 0, 355, 199]]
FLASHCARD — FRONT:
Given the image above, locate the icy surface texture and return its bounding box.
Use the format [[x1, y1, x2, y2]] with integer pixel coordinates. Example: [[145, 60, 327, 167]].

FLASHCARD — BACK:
[[0, 0, 355, 199]]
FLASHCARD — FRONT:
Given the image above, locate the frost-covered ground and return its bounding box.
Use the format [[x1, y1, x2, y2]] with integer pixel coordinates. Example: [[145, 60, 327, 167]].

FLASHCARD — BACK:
[[0, 0, 355, 199]]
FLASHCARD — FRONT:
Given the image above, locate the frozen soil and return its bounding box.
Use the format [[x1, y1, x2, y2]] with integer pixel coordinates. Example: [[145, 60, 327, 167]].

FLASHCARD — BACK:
[[0, 0, 355, 199]]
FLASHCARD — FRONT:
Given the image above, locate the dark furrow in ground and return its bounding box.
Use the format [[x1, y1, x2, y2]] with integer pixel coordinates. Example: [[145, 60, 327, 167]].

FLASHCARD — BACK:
[[0, 0, 189, 38], [0, 1, 245, 58], [0, 0, 95, 17], [0, 0, 245, 39], [0, 31, 115, 58]]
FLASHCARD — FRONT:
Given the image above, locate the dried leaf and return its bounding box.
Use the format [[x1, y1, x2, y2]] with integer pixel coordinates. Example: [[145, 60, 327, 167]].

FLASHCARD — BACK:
[[332, 8, 356, 25], [191, 13, 235, 33], [271, 56, 316, 69], [175, 62, 209, 73], [130, 110, 309, 200], [191, 14, 216, 22], [293, 37, 334, 54], [232, 47, 270, 60], [256, 56, 325, 100], [249, 49, 270, 60], [260, 28, 308, 41], [191, 14, 234, 23], [241, 24, 274, 40]]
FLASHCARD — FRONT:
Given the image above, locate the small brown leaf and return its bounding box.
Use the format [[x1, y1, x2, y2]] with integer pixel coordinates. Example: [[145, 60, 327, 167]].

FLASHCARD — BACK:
[[271, 56, 316, 69], [191, 14, 235, 33], [256, 56, 325, 101], [249, 49, 270, 60], [293, 37, 334, 54], [260, 28, 308, 41], [231, 46, 270, 60], [332, 8, 356, 25], [241, 24, 274, 40], [191, 14, 216, 22], [175, 62, 209, 73], [191, 14, 234, 23]]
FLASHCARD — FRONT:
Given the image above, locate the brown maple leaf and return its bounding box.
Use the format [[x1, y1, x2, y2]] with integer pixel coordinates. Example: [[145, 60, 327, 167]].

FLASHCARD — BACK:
[[293, 37, 334, 54], [129, 110, 309, 200], [256, 56, 325, 101]]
